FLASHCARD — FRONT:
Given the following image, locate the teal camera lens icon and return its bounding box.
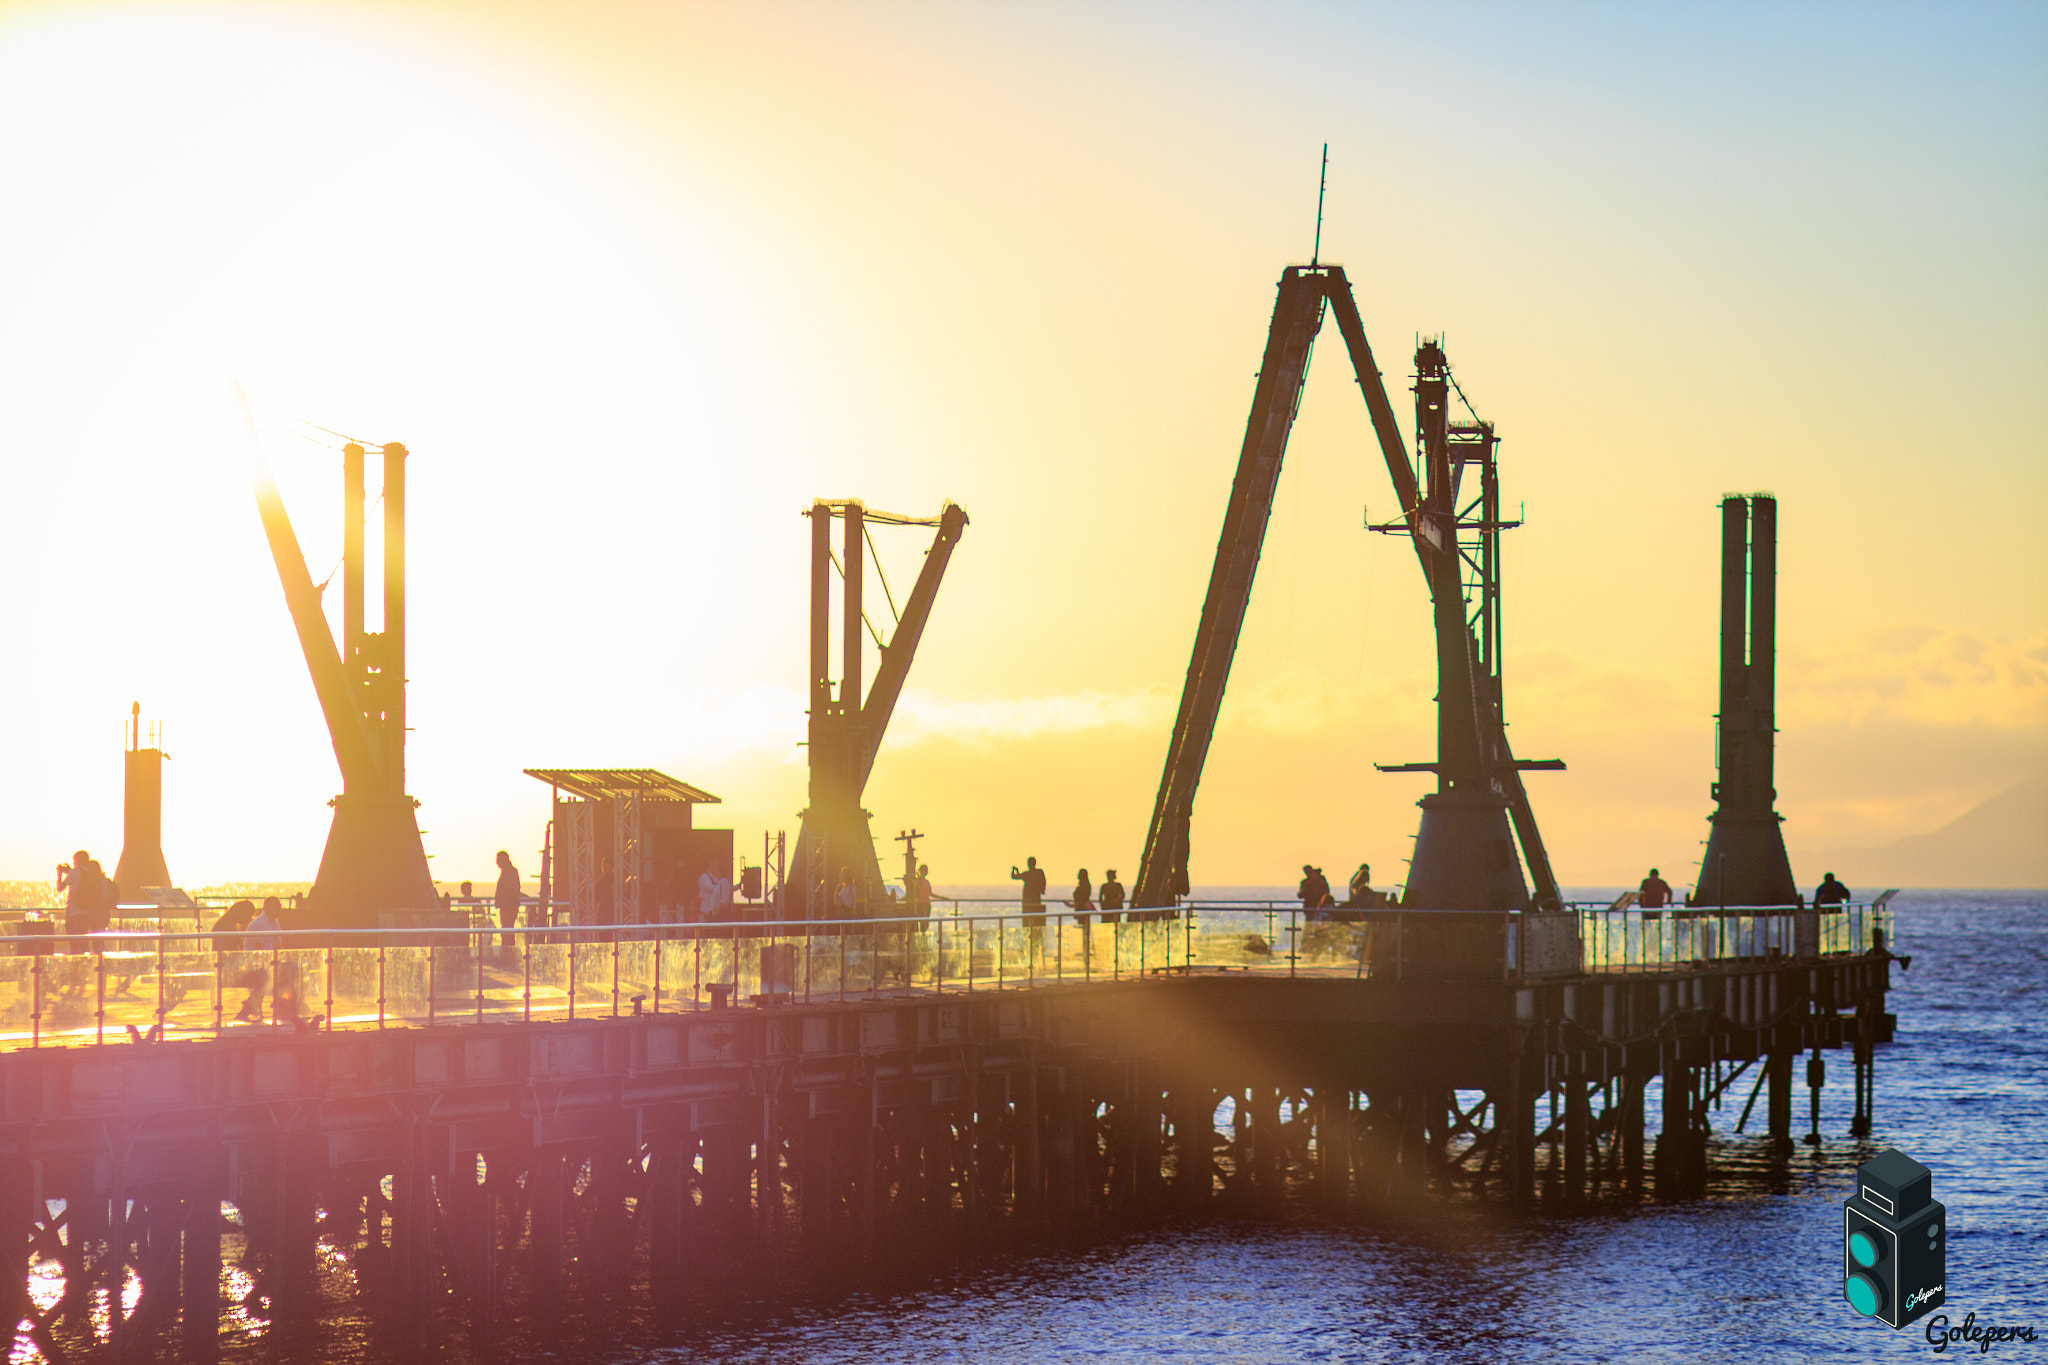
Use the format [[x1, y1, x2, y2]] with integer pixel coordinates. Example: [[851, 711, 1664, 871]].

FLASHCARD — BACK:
[[1843, 1149, 1944, 1329], [1845, 1229, 1885, 1315]]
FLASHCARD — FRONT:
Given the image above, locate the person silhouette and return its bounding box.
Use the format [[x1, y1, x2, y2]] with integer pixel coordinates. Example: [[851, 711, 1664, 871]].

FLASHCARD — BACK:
[[1012, 856, 1047, 966], [912, 863, 935, 923], [1814, 872, 1851, 909], [1099, 868, 1125, 924], [59, 850, 112, 936], [495, 849, 522, 951], [1298, 865, 1332, 914], [1639, 868, 1673, 909], [213, 899, 262, 1021]]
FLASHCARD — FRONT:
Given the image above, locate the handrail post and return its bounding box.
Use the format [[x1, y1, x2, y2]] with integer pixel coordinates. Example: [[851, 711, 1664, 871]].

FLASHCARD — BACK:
[[95, 947, 106, 1044], [377, 942, 387, 1029], [523, 933, 532, 1024], [325, 945, 335, 1030]]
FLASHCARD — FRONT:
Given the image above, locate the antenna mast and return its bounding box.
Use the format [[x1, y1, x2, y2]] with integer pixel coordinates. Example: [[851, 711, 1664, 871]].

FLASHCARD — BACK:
[[1311, 143, 1328, 267]]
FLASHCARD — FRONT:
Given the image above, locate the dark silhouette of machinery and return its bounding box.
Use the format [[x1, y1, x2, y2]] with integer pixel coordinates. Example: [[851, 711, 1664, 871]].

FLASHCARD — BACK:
[[1691, 494, 1800, 907], [1132, 265, 1562, 911], [253, 438, 441, 928], [792, 499, 968, 916]]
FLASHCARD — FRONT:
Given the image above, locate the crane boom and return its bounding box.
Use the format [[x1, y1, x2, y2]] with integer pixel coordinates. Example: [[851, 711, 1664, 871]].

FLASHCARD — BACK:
[[855, 502, 969, 793], [1131, 270, 1326, 908], [1321, 269, 1426, 572], [253, 462, 382, 789]]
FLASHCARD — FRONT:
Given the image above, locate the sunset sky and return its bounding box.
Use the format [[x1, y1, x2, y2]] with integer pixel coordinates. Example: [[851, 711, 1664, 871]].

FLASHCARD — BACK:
[[0, 1, 2041, 894]]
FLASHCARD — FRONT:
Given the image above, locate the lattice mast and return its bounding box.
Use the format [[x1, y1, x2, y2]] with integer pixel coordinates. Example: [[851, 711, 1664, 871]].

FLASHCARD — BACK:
[[1380, 343, 1563, 911]]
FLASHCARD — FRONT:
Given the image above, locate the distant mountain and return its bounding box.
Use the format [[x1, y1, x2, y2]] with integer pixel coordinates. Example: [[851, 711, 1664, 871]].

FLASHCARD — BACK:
[[1808, 775, 2048, 890]]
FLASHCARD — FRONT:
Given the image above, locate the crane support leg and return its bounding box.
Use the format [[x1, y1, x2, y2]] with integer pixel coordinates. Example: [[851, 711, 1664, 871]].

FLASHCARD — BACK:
[[1132, 270, 1327, 908]]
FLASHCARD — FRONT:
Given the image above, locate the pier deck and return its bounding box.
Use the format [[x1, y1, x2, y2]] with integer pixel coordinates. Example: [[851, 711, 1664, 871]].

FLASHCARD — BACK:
[[0, 900, 1898, 1361]]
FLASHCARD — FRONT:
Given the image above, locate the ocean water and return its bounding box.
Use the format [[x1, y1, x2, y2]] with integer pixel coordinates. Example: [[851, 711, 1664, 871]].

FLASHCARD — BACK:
[[648, 891, 2047, 1365]]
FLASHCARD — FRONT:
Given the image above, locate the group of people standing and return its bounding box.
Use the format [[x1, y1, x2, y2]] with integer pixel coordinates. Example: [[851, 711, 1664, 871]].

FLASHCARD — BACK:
[[209, 896, 293, 1023], [1010, 857, 1127, 925], [1298, 862, 1379, 915], [829, 863, 938, 920]]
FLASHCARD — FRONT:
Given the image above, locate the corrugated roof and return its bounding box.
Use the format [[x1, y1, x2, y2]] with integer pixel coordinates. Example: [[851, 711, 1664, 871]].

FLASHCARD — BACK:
[[522, 768, 722, 803]]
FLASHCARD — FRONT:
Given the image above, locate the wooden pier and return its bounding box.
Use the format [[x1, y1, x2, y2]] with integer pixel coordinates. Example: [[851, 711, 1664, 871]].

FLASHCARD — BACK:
[[0, 903, 1898, 1361]]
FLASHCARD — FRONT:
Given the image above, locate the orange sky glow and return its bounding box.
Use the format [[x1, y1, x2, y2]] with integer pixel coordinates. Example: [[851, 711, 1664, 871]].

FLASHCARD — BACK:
[[0, 1, 2042, 893]]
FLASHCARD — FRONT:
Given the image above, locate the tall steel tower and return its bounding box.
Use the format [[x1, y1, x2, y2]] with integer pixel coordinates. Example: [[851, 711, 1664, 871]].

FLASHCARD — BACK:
[[1692, 494, 1800, 907]]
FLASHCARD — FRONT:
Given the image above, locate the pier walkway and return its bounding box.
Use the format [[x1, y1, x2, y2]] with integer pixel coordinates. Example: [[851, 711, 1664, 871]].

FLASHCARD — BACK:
[[0, 899, 1899, 1361]]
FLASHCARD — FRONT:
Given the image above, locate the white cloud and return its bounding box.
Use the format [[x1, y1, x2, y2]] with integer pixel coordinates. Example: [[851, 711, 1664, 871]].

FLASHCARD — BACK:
[[890, 686, 1175, 746], [1780, 626, 2048, 729], [666, 684, 808, 764]]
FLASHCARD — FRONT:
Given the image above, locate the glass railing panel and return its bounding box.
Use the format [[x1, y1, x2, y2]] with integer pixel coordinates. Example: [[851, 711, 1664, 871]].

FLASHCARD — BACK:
[[523, 939, 572, 1022], [327, 945, 384, 1028], [381, 944, 432, 1026]]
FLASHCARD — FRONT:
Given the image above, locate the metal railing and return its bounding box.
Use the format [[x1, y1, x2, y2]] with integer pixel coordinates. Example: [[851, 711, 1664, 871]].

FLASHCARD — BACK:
[[0, 897, 1894, 1048], [1565, 898, 1895, 975], [0, 907, 1190, 1049]]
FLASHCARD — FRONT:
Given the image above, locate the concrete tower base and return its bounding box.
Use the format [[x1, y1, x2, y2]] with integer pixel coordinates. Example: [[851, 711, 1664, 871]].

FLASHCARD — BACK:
[[305, 791, 441, 928], [1403, 788, 1532, 912]]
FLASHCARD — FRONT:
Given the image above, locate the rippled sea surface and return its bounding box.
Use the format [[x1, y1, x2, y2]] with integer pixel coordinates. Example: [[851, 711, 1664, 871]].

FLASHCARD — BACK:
[[641, 891, 2047, 1365]]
